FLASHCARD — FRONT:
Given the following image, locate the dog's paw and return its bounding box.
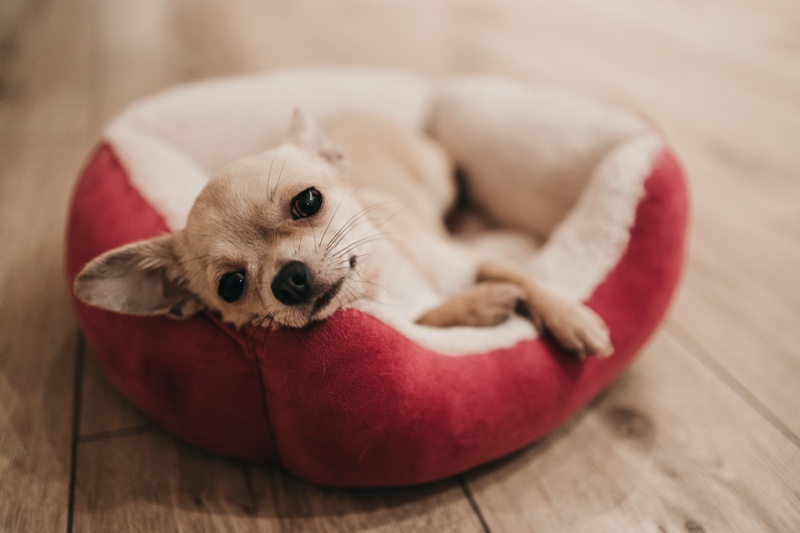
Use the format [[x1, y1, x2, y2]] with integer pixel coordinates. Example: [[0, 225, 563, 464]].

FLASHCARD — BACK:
[[416, 282, 526, 328], [537, 301, 613, 359], [465, 282, 527, 327]]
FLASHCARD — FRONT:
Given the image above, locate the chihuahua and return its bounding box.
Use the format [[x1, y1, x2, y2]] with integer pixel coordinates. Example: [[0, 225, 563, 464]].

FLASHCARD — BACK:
[[74, 110, 612, 358]]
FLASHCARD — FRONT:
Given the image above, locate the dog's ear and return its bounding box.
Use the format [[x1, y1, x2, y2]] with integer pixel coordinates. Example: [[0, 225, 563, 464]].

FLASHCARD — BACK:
[[284, 107, 346, 165], [73, 233, 204, 319]]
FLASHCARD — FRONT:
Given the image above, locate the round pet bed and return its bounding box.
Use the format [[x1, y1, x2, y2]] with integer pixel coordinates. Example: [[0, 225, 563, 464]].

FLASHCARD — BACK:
[[65, 67, 688, 487]]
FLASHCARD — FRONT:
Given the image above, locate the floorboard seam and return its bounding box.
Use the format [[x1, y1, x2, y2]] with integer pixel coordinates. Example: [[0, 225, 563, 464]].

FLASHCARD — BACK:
[[665, 321, 800, 449], [66, 332, 86, 533], [457, 475, 492, 533], [79, 423, 160, 443]]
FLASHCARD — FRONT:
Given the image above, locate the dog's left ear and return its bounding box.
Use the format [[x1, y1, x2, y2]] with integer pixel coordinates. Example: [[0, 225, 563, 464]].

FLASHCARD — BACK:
[[284, 107, 346, 166]]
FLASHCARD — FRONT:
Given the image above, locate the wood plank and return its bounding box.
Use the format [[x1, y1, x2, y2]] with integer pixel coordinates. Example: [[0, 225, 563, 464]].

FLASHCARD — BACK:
[[93, 0, 192, 124], [79, 348, 153, 437], [75, 0, 195, 438], [0, 0, 95, 530], [72, 431, 485, 532], [465, 331, 800, 531], [670, 186, 800, 436]]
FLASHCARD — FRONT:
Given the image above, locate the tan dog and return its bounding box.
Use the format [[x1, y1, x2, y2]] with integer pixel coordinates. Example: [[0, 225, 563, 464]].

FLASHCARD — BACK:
[[74, 110, 612, 358]]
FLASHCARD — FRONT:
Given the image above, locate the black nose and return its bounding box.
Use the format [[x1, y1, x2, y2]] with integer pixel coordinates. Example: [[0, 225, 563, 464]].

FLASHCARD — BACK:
[[271, 261, 312, 305]]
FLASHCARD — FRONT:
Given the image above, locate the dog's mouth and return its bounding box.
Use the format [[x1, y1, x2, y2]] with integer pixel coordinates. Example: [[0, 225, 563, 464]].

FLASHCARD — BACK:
[[258, 255, 358, 328], [311, 276, 345, 315], [310, 255, 358, 316]]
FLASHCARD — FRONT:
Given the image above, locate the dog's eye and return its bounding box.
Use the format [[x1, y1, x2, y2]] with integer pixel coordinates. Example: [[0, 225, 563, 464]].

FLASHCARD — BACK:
[[291, 188, 323, 219], [218, 271, 245, 303]]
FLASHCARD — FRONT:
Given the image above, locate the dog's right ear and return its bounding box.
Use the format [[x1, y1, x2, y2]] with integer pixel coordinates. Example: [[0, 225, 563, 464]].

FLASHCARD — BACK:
[[284, 107, 346, 165], [73, 233, 204, 319]]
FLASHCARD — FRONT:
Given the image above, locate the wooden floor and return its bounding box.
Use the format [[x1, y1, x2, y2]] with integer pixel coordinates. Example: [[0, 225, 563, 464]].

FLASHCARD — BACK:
[[2, 0, 799, 531]]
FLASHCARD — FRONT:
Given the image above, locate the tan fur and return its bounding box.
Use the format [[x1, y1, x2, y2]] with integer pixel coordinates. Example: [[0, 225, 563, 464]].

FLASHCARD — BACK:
[[74, 109, 612, 357]]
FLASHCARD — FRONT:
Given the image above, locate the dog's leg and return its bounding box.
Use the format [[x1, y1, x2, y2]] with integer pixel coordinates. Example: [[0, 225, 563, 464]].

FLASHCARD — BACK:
[[477, 260, 613, 359], [415, 282, 526, 328]]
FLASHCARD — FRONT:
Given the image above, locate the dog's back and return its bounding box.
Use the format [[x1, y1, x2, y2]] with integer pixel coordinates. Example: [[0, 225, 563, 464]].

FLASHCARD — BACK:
[[323, 114, 456, 232]]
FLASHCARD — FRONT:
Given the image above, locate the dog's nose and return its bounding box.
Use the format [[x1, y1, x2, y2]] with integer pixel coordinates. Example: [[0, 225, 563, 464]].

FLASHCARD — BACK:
[[272, 261, 312, 305]]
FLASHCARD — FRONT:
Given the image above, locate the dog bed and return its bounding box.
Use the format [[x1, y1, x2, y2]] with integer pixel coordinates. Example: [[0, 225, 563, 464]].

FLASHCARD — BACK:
[[65, 67, 688, 487]]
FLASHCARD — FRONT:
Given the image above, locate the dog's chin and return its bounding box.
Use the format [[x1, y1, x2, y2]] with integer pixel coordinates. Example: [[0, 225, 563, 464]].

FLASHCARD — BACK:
[[270, 305, 340, 329]]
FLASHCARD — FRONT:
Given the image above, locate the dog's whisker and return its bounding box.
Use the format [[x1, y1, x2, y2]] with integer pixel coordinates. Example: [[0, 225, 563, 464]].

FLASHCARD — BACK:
[[174, 254, 214, 268], [341, 284, 379, 314], [269, 148, 291, 200], [310, 222, 318, 253], [366, 203, 410, 233], [352, 274, 385, 290], [323, 222, 386, 264], [330, 253, 369, 268], [334, 231, 399, 259], [322, 203, 406, 263], [266, 148, 280, 197], [294, 225, 306, 257], [325, 201, 396, 251], [185, 258, 217, 284], [325, 213, 370, 251], [319, 191, 346, 248], [251, 311, 276, 352], [244, 309, 275, 351]]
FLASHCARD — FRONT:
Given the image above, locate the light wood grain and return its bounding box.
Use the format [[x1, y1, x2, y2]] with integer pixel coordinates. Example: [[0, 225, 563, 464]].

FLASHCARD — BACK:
[[2, 0, 799, 531], [76, 0, 193, 438], [0, 0, 94, 530], [72, 431, 484, 533], [79, 349, 153, 437], [466, 331, 800, 532], [667, 140, 800, 436]]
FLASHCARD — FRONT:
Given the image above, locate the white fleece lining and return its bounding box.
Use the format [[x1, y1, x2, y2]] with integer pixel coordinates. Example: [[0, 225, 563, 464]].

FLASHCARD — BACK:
[[529, 134, 662, 301], [103, 67, 662, 356], [106, 67, 432, 229]]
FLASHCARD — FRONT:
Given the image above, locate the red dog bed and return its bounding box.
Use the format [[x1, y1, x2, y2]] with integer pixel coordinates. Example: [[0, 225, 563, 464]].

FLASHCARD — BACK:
[[65, 68, 688, 487]]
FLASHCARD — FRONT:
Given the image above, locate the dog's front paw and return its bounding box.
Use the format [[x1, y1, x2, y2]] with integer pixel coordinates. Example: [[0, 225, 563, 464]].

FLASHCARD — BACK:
[[416, 282, 526, 328], [537, 301, 613, 359], [465, 282, 527, 327]]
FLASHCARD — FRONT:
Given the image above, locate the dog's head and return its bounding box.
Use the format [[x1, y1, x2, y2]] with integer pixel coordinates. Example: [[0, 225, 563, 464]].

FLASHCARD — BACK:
[[74, 110, 380, 329]]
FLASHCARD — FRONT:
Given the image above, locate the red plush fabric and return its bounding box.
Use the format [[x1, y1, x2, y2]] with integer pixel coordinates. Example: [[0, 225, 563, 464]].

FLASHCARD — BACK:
[[255, 149, 688, 486], [66, 144, 687, 487], [66, 145, 275, 462]]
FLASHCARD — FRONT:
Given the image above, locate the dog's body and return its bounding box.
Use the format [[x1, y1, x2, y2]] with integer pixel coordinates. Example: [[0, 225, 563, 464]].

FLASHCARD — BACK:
[[75, 110, 612, 357]]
